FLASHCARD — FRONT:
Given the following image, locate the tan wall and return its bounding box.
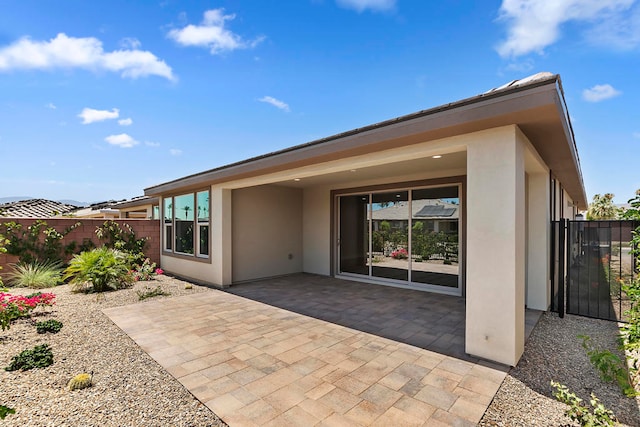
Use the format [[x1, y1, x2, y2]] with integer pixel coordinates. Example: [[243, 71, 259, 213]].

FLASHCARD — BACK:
[[0, 218, 160, 275], [466, 126, 526, 366], [303, 186, 331, 275], [159, 255, 214, 285], [232, 185, 303, 282]]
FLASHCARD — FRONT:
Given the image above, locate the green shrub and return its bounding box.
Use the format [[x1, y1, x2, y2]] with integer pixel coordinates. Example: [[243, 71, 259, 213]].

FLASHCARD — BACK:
[[137, 285, 170, 301], [95, 220, 148, 265], [0, 404, 15, 420], [8, 261, 62, 289], [551, 381, 616, 426], [5, 344, 54, 371], [131, 258, 159, 281], [36, 319, 63, 334], [64, 247, 133, 293], [579, 335, 636, 397]]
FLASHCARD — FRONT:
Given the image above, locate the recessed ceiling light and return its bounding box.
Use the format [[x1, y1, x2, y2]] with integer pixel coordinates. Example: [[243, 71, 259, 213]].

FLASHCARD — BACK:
[[432, 155, 442, 159], [293, 178, 301, 182], [350, 169, 357, 172]]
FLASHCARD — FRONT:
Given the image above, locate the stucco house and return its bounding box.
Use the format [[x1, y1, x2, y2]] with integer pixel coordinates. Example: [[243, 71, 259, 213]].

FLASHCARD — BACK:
[[144, 72, 586, 366]]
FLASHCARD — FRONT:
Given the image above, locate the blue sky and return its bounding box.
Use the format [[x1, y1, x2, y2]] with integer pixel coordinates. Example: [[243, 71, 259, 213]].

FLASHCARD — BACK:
[[0, 0, 638, 204]]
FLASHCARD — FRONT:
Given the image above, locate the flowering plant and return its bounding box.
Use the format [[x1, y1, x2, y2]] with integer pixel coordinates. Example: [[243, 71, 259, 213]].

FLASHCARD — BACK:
[[0, 292, 56, 331], [390, 248, 408, 260], [130, 258, 160, 281]]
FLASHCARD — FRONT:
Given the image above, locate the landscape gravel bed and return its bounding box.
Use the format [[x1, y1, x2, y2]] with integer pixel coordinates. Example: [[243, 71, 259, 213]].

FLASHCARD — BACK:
[[480, 312, 640, 427], [1, 275, 226, 427], [3, 275, 639, 426]]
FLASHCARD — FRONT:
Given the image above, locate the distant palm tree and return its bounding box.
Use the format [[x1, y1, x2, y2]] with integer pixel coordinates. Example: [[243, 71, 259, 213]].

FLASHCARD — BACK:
[[587, 193, 619, 220], [183, 205, 191, 220]]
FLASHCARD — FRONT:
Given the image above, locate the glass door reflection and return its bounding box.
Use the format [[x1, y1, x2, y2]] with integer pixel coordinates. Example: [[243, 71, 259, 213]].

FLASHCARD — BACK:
[[410, 187, 459, 288], [370, 191, 409, 282], [339, 194, 370, 275]]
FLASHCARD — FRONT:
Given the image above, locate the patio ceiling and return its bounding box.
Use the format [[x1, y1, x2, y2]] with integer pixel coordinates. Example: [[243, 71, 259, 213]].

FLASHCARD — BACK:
[[273, 150, 468, 189]]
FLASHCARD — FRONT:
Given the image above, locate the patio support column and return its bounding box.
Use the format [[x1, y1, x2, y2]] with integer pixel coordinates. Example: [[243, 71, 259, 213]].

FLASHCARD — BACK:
[[526, 172, 550, 310], [466, 126, 525, 366], [211, 187, 232, 286]]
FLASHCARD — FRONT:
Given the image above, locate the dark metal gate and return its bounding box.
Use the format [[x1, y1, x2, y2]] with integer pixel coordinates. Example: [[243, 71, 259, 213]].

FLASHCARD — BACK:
[[551, 219, 638, 322]]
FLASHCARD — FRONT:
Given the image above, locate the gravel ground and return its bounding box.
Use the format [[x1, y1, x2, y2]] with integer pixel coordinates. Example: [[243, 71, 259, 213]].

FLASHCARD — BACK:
[[1, 275, 226, 427], [480, 312, 640, 427], [2, 277, 639, 426]]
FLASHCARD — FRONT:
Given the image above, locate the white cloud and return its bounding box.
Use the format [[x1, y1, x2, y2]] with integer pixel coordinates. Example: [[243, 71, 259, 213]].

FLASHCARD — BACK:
[[336, 0, 396, 12], [258, 96, 290, 112], [120, 37, 141, 49], [167, 8, 264, 54], [586, 5, 640, 49], [105, 133, 138, 148], [145, 141, 160, 147], [0, 33, 175, 80], [118, 118, 133, 126], [496, 0, 635, 57], [46, 102, 56, 109], [582, 84, 622, 102], [78, 107, 119, 124], [169, 148, 182, 156]]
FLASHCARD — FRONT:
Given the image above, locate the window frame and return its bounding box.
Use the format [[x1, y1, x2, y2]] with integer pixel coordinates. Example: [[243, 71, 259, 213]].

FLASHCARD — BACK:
[[162, 189, 211, 261]]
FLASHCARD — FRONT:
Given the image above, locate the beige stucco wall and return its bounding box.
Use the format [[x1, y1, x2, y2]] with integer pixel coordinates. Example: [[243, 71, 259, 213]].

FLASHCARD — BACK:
[[232, 185, 303, 282], [303, 186, 331, 275], [527, 171, 550, 310], [160, 255, 214, 284], [466, 125, 526, 366]]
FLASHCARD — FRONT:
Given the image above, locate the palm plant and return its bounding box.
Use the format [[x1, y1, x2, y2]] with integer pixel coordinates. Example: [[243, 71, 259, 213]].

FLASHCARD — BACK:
[[587, 193, 620, 220], [63, 247, 133, 293], [8, 261, 63, 289]]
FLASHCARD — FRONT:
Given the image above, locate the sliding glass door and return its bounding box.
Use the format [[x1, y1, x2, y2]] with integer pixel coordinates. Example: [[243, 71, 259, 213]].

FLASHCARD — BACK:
[[337, 185, 460, 293], [338, 194, 369, 275]]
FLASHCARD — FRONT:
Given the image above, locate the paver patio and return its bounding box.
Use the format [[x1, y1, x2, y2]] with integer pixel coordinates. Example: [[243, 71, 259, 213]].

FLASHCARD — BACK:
[[104, 275, 536, 426]]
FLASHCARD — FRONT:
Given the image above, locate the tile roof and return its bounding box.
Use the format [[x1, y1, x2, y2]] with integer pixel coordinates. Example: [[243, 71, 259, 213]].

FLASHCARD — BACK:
[[0, 199, 79, 218], [370, 199, 459, 221]]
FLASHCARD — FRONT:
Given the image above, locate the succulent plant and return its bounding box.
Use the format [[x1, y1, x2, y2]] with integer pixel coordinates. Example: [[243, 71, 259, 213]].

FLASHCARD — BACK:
[[68, 372, 93, 391]]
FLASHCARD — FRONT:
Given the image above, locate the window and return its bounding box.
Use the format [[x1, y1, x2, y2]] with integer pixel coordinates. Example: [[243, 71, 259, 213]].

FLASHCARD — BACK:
[[196, 190, 209, 257], [163, 190, 210, 258], [163, 198, 172, 251]]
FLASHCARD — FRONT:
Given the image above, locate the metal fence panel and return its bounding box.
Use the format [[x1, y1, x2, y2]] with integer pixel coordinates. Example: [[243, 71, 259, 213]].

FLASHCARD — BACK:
[[551, 220, 638, 322]]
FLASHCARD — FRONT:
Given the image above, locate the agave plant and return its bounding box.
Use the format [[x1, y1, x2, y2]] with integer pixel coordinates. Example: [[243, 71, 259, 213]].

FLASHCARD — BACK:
[[63, 247, 133, 293], [8, 261, 63, 289]]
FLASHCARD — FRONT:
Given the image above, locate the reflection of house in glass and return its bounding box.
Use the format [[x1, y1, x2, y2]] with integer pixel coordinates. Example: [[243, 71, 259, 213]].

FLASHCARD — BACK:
[[371, 199, 459, 234]]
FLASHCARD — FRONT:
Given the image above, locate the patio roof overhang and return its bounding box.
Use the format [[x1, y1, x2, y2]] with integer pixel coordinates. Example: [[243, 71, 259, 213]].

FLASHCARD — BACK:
[[145, 74, 587, 209]]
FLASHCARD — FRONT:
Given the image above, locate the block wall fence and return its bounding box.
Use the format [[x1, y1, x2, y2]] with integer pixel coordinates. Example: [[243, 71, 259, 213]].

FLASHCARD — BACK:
[[0, 219, 160, 275]]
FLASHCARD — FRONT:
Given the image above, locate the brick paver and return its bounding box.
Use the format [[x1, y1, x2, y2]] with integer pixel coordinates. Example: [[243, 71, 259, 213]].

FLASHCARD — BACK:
[[104, 275, 537, 426]]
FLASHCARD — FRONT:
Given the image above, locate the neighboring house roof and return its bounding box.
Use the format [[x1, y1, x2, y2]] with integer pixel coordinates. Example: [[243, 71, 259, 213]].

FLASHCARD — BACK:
[[113, 196, 159, 209], [69, 200, 123, 218], [0, 199, 79, 218], [370, 199, 459, 221], [144, 72, 587, 209]]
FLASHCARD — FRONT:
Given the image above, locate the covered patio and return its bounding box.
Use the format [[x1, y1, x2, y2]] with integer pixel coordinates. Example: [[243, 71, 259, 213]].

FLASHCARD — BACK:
[[228, 274, 542, 362], [105, 274, 526, 426], [228, 274, 470, 360]]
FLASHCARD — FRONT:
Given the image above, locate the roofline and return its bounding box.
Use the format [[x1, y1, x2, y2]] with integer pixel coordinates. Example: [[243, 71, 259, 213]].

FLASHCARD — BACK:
[[114, 196, 159, 209], [145, 74, 587, 208], [145, 74, 561, 194]]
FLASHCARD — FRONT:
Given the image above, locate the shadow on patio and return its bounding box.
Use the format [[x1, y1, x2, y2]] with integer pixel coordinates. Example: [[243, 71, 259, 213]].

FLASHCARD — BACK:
[[226, 273, 475, 362]]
